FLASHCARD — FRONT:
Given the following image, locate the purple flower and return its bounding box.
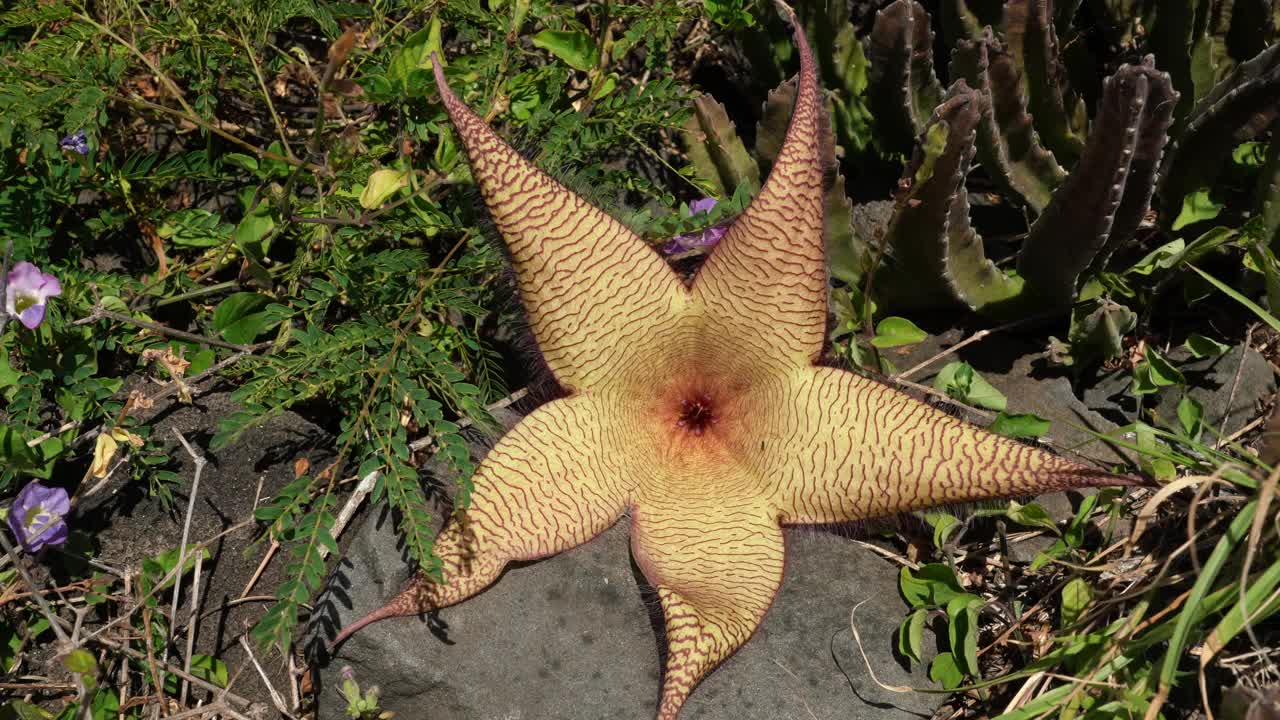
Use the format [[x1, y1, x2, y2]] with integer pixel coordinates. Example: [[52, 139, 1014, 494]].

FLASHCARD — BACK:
[[5, 262, 62, 329], [60, 130, 89, 155], [7, 481, 70, 553], [662, 198, 729, 255]]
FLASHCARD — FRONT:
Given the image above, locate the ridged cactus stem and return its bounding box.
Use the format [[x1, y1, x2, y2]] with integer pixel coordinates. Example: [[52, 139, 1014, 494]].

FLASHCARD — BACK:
[[950, 28, 1066, 212], [1260, 125, 1280, 252], [1004, 0, 1086, 164], [867, 0, 945, 152], [879, 82, 1021, 312], [1159, 43, 1280, 227], [680, 95, 761, 198], [1019, 60, 1176, 309]]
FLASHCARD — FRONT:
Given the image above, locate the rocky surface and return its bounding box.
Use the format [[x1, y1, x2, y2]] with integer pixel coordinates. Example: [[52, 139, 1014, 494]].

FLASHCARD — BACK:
[[315, 495, 942, 720], [1083, 344, 1275, 438], [891, 330, 1136, 468]]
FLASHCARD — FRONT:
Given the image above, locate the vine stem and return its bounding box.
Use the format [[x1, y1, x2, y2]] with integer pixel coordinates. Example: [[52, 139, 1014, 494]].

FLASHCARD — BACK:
[[72, 306, 253, 352]]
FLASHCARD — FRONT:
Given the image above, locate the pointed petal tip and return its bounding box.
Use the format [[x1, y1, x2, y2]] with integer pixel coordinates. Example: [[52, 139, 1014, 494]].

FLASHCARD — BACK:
[[430, 52, 448, 90], [771, 0, 797, 24], [329, 602, 403, 652]]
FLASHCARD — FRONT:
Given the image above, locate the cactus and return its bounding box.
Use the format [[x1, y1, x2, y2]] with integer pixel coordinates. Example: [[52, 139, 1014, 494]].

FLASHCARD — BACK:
[[942, 0, 1004, 44], [678, 0, 1274, 364], [949, 28, 1066, 212], [1003, 0, 1087, 164], [859, 1, 1175, 316], [1019, 58, 1178, 309], [866, 0, 944, 152], [1260, 127, 1280, 251], [877, 83, 1023, 312], [679, 94, 760, 198], [874, 57, 1175, 314], [1158, 43, 1280, 226]]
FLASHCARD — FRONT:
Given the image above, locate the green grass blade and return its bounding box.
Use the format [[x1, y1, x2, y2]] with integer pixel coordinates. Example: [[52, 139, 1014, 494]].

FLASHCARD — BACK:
[[1188, 264, 1280, 333], [1157, 499, 1259, 689], [1200, 555, 1280, 664]]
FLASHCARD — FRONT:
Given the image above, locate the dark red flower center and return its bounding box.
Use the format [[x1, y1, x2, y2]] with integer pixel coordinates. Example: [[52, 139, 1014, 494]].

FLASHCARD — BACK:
[[677, 393, 717, 435]]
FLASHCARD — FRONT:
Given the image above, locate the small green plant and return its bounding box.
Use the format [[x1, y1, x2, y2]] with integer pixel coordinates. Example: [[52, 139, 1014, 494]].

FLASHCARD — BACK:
[[0, 0, 698, 712]]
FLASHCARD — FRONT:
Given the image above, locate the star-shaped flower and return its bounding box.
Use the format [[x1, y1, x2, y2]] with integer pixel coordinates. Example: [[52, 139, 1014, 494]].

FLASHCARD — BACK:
[[334, 5, 1138, 717]]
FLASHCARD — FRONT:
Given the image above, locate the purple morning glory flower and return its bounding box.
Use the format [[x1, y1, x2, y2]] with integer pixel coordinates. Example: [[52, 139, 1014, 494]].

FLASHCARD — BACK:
[[5, 262, 62, 329], [7, 481, 70, 553], [662, 197, 729, 255], [60, 130, 89, 155]]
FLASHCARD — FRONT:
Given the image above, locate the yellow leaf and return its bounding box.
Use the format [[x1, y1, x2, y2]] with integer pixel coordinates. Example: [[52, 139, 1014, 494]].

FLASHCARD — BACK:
[[359, 169, 410, 210], [91, 433, 119, 479]]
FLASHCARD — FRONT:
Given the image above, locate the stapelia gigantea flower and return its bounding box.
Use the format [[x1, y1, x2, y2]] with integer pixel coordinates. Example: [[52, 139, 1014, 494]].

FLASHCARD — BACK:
[[662, 197, 729, 255], [4, 262, 62, 330], [6, 481, 70, 553], [333, 3, 1143, 717]]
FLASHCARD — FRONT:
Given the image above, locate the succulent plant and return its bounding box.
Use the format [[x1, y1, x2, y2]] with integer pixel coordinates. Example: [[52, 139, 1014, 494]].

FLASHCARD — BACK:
[[865, 0, 1180, 319], [678, 0, 1279, 363], [331, 8, 1140, 719]]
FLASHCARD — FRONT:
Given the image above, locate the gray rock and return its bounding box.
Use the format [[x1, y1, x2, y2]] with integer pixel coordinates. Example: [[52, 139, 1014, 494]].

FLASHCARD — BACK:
[[316, 512, 942, 720], [1082, 344, 1274, 439], [893, 331, 1136, 468], [1153, 345, 1275, 438]]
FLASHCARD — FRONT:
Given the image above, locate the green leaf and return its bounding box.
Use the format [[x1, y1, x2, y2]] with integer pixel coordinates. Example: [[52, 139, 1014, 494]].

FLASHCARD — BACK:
[[1134, 423, 1178, 482], [899, 563, 966, 608], [1177, 395, 1203, 440], [869, 316, 927, 348], [1232, 141, 1267, 168], [531, 30, 599, 72], [1029, 538, 1069, 572], [934, 361, 1007, 411], [359, 168, 410, 209], [221, 153, 259, 173], [2, 700, 53, 719], [1145, 346, 1185, 385], [1172, 188, 1224, 230], [1132, 346, 1184, 395], [139, 544, 211, 596], [0, 351, 19, 391], [157, 208, 232, 248], [989, 412, 1051, 439], [897, 608, 927, 664], [1060, 577, 1092, 626], [389, 16, 443, 88], [1126, 239, 1185, 276], [1200, 555, 1280, 665], [213, 292, 273, 345], [925, 511, 960, 549], [703, 0, 755, 29], [232, 203, 275, 258], [188, 654, 228, 688], [1184, 333, 1229, 358], [1190, 264, 1280, 333], [62, 648, 97, 675], [929, 651, 964, 689], [1003, 500, 1059, 534], [946, 594, 982, 675], [1158, 501, 1258, 689]]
